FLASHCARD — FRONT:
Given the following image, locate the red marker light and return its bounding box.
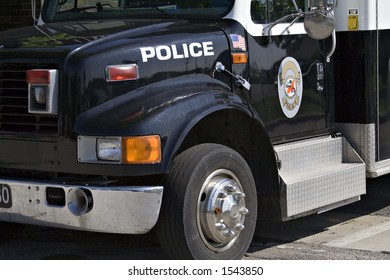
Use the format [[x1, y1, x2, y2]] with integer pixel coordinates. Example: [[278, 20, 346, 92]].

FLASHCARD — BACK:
[[106, 64, 139, 82], [26, 69, 59, 115], [26, 70, 51, 84]]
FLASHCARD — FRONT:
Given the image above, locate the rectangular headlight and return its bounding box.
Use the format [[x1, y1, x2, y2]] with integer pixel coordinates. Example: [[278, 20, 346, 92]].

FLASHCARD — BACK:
[[96, 138, 122, 162]]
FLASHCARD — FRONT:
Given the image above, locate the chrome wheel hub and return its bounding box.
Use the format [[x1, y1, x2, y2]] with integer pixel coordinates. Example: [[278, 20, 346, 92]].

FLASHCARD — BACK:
[[197, 169, 249, 252]]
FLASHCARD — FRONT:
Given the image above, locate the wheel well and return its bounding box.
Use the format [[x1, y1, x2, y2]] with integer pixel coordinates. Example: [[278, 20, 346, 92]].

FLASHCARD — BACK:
[[179, 109, 281, 220]]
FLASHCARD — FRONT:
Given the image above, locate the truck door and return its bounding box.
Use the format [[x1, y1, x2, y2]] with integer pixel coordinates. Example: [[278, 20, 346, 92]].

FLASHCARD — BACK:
[[248, 0, 333, 143]]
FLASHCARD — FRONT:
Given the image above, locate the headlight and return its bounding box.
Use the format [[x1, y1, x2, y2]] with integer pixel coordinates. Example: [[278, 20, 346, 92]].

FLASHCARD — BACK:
[[78, 135, 162, 164], [97, 138, 122, 162]]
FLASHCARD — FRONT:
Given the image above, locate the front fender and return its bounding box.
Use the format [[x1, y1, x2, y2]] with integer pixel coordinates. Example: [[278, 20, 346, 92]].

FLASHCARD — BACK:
[[74, 74, 253, 174]]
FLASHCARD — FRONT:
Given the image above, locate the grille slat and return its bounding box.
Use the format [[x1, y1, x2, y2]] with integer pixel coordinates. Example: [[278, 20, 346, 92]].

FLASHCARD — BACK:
[[0, 63, 59, 135]]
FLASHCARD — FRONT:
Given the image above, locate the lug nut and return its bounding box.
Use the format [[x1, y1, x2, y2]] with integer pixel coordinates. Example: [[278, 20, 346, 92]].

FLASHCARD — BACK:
[[239, 207, 249, 215], [224, 184, 237, 192], [235, 224, 245, 231], [218, 192, 228, 198], [234, 192, 245, 199], [216, 222, 227, 231], [223, 230, 236, 238]]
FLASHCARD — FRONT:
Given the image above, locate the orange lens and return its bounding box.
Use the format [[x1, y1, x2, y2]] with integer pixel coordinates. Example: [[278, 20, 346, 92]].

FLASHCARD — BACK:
[[122, 135, 161, 164], [232, 53, 248, 64]]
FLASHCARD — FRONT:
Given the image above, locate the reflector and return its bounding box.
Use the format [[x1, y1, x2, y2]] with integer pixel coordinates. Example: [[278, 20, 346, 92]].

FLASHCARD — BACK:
[[26, 70, 50, 84], [232, 53, 248, 64], [106, 64, 139, 82]]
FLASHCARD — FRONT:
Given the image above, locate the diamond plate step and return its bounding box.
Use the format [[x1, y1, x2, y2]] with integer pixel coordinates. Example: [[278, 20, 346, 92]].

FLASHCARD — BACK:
[[274, 136, 366, 220]]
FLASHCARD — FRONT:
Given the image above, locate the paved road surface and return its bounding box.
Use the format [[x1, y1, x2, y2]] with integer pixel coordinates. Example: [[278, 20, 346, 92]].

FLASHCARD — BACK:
[[1, 174, 390, 260], [248, 174, 390, 260]]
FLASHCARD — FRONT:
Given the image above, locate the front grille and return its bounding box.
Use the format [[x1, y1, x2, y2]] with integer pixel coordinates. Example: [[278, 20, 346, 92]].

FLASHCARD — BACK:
[[0, 63, 59, 135]]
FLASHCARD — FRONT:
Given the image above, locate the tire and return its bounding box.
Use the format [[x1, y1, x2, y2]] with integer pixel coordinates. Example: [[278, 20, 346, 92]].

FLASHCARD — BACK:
[[157, 143, 257, 259]]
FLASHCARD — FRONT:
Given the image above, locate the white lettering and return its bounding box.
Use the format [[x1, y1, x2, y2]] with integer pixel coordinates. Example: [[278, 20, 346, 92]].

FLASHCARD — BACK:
[[203, 41, 214, 56], [182, 43, 189, 58], [0, 187, 10, 204], [171, 45, 184, 59], [140, 42, 214, 62], [140, 47, 155, 62], [189, 42, 203, 57], [156, 45, 172, 61]]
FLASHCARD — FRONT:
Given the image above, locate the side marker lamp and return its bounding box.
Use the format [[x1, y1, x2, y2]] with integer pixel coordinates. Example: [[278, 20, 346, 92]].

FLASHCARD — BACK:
[[106, 64, 139, 82], [232, 53, 248, 64]]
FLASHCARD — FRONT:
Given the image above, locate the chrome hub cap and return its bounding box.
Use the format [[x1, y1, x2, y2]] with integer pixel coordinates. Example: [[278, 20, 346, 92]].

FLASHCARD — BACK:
[[197, 169, 249, 252]]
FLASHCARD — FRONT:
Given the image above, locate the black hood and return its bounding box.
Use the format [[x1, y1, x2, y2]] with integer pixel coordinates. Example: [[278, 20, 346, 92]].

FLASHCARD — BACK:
[[0, 18, 192, 54], [0, 17, 231, 123]]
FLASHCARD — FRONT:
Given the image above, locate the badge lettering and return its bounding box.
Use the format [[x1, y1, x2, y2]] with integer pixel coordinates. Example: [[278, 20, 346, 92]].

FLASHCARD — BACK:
[[140, 42, 214, 62]]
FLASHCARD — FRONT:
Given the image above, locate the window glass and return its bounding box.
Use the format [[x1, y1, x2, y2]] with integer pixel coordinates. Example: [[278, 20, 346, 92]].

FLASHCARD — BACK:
[[43, 0, 235, 22], [251, 0, 267, 23], [251, 0, 306, 24]]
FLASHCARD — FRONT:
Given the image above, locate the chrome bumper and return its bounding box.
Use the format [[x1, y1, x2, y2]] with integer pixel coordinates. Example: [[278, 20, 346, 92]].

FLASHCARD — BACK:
[[0, 178, 163, 234]]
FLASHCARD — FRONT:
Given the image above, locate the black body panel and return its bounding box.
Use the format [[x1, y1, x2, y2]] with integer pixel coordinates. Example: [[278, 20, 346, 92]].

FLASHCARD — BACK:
[[0, 18, 240, 178], [0, 16, 334, 181], [378, 29, 390, 160], [249, 33, 332, 143], [334, 31, 377, 125], [333, 30, 390, 161]]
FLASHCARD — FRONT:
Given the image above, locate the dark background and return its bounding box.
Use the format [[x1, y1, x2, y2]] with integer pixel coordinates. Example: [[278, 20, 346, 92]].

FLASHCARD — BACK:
[[0, 0, 40, 31]]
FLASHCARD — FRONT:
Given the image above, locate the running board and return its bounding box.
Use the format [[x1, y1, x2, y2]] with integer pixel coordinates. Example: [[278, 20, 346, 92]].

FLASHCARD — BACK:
[[274, 136, 366, 221]]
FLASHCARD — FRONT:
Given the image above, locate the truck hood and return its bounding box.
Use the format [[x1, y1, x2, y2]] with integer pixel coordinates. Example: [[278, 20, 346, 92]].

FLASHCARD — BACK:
[[0, 18, 231, 126], [0, 19, 195, 53]]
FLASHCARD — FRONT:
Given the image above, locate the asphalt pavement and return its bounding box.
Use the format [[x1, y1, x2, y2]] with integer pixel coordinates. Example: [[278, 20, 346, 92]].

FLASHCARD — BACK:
[[1, 174, 390, 260]]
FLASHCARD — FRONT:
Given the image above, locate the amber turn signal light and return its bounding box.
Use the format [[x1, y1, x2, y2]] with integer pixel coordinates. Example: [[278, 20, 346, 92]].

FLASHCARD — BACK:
[[122, 135, 162, 164]]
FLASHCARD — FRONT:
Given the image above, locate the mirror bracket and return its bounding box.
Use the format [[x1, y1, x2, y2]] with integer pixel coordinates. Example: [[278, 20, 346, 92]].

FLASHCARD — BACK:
[[263, 0, 337, 41]]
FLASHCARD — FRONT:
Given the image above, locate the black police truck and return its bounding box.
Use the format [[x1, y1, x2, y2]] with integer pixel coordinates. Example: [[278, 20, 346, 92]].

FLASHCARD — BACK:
[[0, 0, 388, 259]]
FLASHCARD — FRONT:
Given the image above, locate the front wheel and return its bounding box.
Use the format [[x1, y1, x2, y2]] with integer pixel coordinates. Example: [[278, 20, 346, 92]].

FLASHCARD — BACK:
[[157, 144, 257, 259]]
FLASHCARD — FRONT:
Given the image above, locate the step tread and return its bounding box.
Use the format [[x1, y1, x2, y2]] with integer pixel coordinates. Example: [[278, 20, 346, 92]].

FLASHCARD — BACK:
[[281, 162, 364, 185], [274, 136, 338, 152], [275, 136, 363, 175]]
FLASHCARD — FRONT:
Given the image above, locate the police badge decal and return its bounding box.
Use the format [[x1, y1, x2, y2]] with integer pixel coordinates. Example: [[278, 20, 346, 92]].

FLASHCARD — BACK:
[[277, 57, 303, 118]]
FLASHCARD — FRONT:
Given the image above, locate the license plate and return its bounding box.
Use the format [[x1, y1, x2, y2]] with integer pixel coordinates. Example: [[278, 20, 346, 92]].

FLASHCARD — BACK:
[[0, 184, 12, 208]]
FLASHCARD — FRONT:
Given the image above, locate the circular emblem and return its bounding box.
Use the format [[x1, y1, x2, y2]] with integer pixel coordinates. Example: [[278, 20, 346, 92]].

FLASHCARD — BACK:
[[277, 57, 303, 118]]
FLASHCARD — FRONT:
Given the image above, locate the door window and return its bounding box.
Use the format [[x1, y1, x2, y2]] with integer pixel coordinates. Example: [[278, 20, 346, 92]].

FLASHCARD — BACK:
[[251, 0, 306, 23]]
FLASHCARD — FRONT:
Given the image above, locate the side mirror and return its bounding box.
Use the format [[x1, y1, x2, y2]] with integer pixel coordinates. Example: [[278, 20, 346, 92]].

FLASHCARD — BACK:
[[304, 0, 336, 40]]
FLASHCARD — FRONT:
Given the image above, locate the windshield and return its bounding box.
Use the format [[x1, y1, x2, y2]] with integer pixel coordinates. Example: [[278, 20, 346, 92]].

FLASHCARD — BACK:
[[43, 0, 235, 22]]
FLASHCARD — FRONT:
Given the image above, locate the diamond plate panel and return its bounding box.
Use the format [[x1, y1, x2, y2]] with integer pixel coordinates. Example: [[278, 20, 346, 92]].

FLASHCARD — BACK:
[[282, 164, 365, 217], [336, 123, 390, 177], [275, 136, 366, 219], [275, 137, 343, 176], [336, 123, 376, 171]]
